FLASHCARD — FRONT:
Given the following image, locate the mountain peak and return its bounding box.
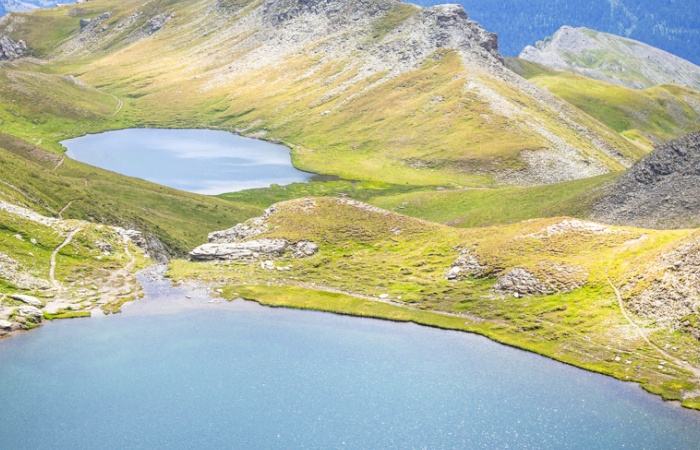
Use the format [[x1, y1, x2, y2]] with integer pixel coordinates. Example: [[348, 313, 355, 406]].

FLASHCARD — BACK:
[[520, 25, 700, 90]]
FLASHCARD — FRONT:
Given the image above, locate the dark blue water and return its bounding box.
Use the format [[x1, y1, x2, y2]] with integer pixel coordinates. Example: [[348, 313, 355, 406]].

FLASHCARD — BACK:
[[1, 273, 699, 449], [62, 129, 315, 194]]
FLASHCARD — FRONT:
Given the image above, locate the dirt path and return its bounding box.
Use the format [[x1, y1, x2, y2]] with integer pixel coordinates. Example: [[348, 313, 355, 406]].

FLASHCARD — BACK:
[[58, 200, 74, 219], [52, 157, 65, 172], [50, 228, 83, 287], [110, 96, 123, 118], [607, 277, 700, 379]]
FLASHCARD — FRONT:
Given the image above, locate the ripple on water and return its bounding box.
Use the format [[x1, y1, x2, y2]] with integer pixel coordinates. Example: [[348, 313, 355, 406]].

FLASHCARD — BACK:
[[0, 268, 699, 448]]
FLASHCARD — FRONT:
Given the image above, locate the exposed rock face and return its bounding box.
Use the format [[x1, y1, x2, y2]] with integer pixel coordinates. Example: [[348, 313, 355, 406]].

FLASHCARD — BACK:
[[190, 239, 289, 261], [190, 205, 319, 261], [0, 253, 51, 290], [446, 249, 486, 280], [495, 268, 547, 296], [495, 263, 587, 297], [624, 237, 700, 340], [520, 26, 700, 90], [144, 12, 173, 35], [0, 34, 26, 61], [189, 238, 319, 261], [16, 305, 42, 322], [524, 219, 615, 239], [591, 132, 700, 229], [208, 206, 278, 244]]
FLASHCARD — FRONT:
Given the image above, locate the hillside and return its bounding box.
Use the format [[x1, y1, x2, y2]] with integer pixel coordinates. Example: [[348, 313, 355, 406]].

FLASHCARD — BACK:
[[0, 0, 75, 15], [519, 26, 700, 90], [171, 197, 700, 409], [591, 132, 700, 229], [0, 65, 261, 254], [0, 196, 148, 337], [0, 0, 645, 186], [413, 0, 700, 66], [508, 58, 700, 151]]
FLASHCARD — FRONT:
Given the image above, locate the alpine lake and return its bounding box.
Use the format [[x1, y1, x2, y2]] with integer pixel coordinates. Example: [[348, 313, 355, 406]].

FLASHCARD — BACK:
[[1, 129, 699, 448]]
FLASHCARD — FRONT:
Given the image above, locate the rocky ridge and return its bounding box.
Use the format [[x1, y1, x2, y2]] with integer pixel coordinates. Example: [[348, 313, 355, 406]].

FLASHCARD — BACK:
[[591, 132, 700, 229], [520, 26, 700, 90]]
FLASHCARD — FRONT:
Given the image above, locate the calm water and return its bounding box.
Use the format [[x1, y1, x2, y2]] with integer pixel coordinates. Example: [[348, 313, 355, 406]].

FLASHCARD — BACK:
[[62, 129, 316, 194], [1, 271, 699, 449]]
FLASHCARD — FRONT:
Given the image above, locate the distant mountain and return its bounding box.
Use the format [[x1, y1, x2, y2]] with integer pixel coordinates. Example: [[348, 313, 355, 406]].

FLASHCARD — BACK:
[[0, 0, 75, 15], [413, 0, 700, 66], [519, 26, 700, 90]]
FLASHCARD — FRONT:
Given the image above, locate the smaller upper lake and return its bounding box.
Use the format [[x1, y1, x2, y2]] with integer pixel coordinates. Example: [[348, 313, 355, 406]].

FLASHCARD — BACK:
[[62, 128, 316, 194]]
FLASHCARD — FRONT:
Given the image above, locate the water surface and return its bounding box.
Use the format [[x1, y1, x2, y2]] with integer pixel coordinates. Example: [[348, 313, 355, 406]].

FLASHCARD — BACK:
[[0, 272, 699, 449], [62, 128, 315, 194]]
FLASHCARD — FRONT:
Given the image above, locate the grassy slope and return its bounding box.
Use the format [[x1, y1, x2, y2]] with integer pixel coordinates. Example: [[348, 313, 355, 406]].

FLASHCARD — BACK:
[[169, 197, 700, 409], [0, 207, 145, 314], [3, 0, 643, 186], [509, 58, 700, 151], [221, 174, 618, 228], [0, 65, 261, 253]]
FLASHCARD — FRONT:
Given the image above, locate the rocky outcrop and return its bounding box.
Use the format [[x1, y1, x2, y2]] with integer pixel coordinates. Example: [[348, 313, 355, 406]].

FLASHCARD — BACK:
[[0, 34, 27, 61], [524, 219, 616, 239], [520, 26, 700, 90], [189, 238, 319, 261], [591, 133, 700, 229], [190, 239, 288, 261], [190, 204, 319, 261], [144, 12, 173, 35], [446, 249, 486, 280], [0, 253, 51, 290], [624, 238, 700, 339], [495, 268, 548, 297], [9, 294, 45, 308], [495, 263, 587, 297], [208, 206, 278, 244], [16, 305, 42, 322]]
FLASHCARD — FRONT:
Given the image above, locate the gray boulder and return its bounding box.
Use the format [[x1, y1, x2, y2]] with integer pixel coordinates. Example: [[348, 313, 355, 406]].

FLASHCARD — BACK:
[[495, 268, 549, 296], [9, 294, 45, 308], [0, 35, 28, 61], [16, 306, 43, 322], [190, 239, 289, 261], [290, 241, 319, 258]]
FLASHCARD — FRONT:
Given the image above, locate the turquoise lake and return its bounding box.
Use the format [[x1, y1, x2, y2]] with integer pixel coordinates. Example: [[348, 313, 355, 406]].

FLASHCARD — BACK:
[[62, 129, 316, 194], [1, 270, 699, 449]]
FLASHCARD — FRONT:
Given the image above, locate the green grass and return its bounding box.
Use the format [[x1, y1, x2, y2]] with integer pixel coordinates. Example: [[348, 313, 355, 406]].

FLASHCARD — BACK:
[[510, 59, 700, 149], [369, 173, 618, 227], [170, 197, 700, 409], [43, 309, 92, 320], [371, 3, 419, 41]]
